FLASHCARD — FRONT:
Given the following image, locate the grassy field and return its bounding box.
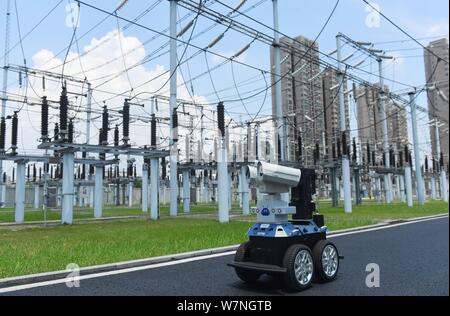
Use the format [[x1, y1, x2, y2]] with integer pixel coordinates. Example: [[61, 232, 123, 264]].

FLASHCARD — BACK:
[[0, 200, 447, 279]]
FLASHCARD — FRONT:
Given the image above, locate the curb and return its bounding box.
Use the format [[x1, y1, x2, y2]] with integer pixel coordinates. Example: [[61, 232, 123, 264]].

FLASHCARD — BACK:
[[0, 212, 447, 289]]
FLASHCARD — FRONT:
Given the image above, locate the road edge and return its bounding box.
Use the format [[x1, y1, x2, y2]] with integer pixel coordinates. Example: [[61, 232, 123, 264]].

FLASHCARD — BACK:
[[0, 212, 448, 289]]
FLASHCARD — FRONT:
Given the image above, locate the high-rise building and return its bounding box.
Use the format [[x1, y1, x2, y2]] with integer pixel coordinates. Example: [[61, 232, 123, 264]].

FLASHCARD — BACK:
[[354, 84, 407, 163], [271, 35, 324, 165], [322, 67, 349, 160], [424, 38, 449, 165]]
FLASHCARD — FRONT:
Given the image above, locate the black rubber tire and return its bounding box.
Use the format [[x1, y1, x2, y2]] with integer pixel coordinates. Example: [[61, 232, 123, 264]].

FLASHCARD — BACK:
[[234, 242, 262, 283], [312, 240, 340, 283], [282, 244, 314, 292]]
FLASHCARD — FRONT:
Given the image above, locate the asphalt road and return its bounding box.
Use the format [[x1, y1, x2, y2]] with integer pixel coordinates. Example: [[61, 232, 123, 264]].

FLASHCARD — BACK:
[[3, 217, 449, 296]]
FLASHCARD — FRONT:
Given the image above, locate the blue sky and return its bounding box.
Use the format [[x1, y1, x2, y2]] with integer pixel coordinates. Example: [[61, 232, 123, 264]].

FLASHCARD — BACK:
[[0, 0, 448, 160]]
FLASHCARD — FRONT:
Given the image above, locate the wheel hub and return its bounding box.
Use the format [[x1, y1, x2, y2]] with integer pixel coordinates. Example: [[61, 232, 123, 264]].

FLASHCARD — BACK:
[[322, 245, 338, 277], [294, 250, 313, 285]]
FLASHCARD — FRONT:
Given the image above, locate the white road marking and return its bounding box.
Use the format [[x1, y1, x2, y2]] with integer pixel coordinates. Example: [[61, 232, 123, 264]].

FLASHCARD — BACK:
[[0, 214, 448, 294]]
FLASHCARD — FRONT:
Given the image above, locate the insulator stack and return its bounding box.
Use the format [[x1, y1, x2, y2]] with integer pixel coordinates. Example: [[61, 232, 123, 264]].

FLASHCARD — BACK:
[[12, 168, 15, 182], [39, 168, 42, 181], [127, 163, 133, 178], [341, 132, 347, 156], [382, 153, 386, 167], [372, 151, 376, 167], [440, 152, 444, 168], [33, 164, 37, 182], [366, 143, 371, 165], [114, 125, 120, 147], [68, 119, 74, 143], [11, 112, 18, 155], [297, 136, 303, 161], [399, 152, 404, 168], [409, 152, 413, 167], [27, 164, 31, 181], [89, 165, 95, 176], [332, 143, 336, 160], [404, 145, 409, 165], [0, 117, 6, 152], [122, 100, 130, 145], [217, 102, 225, 138], [390, 149, 395, 167], [172, 110, 179, 142], [102, 105, 109, 145], [337, 138, 341, 158], [151, 114, 157, 148], [59, 87, 68, 141], [352, 138, 357, 162], [425, 156, 429, 173], [54, 123, 60, 142], [41, 96, 49, 141], [161, 158, 167, 180], [3, 172, 6, 183], [133, 165, 137, 178]]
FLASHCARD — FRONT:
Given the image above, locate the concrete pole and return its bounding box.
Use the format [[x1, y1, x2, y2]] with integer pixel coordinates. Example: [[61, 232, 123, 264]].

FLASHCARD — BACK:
[[94, 166, 103, 218], [15, 162, 25, 223], [150, 158, 159, 220], [89, 175, 94, 208], [218, 137, 229, 223], [142, 164, 149, 213], [272, 0, 285, 161], [169, 0, 179, 217], [336, 35, 352, 213], [441, 170, 448, 202], [409, 92, 425, 205], [431, 176, 437, 200], [128, 181, 133, 207], [241, 166, 250, 215], [34, 184, 40, 210], [182, 170, 190, 214], [228, 172, 233, 211], [399, 174, 406, 203], [405, 165, 413, 207], [61, 153, 75, 225], [378, 60, 392, 204]]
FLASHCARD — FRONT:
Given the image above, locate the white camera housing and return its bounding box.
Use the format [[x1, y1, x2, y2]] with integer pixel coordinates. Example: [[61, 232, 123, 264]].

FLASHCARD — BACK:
[[255, 161, 301, 194]]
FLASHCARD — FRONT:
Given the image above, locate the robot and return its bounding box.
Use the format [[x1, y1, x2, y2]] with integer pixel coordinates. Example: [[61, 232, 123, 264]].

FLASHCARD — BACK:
[[229, 162, 341, 291]]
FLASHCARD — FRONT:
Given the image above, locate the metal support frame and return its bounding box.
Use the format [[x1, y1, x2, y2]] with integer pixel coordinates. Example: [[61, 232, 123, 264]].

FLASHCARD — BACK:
[[61, 152, 75, 224], [336, 35, 352, 214], [409, 92, 425, 205]]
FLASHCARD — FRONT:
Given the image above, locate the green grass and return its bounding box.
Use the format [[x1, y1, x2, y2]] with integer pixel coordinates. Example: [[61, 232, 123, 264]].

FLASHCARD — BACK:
[[0, 200, 447, 279], [0, 218, 251, 279], [316, 200, 449, 230]]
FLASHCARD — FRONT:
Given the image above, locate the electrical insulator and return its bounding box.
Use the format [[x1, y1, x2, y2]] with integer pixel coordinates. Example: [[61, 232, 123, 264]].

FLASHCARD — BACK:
[[372, 151, 376, 167], [217, 102, 225, 137], [41, 96, 49, 141], [341, 132, 347, 156], [33, 164, 37, 182], [399, 152, 404, 168], [297, 136, 303, 161], [161, 158, 166, 180], [114, 125, 119, 147], [11, 112, 18, 155], [332, 143, 336, 160], [89, 165, 95, 176], [404, 145, 409, 165], [3, 172, 6, 183], [60, 87, 68, 141], [102, 105, 109, 145], [12, 168, 15, 183], [27, 164, 31, 181], [54, 123, 59, 142], [440, 152, 444, 168], [133, 165, 137, 178], [68, 119, 74, 143], [352, 139, 357, 162], [151, 114, 157, 148], [123, 100, 130, 145], [0, 117, 6, 152], [366, 143, 371, 165], [39, 168, 42, 181], [425, 156, 429, 173], [172, 110, 179, 142], [337, 138, 341, 158]]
